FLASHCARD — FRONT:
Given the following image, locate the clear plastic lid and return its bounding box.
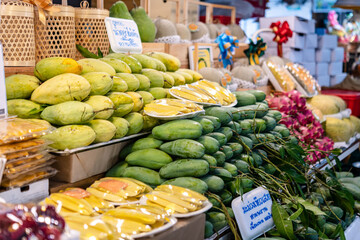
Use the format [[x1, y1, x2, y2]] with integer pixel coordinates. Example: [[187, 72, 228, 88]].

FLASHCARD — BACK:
[[4, 158, 55, 180]]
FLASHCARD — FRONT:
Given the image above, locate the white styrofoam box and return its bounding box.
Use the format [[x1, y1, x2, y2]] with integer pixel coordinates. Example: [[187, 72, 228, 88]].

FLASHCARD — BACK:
[[329, 61, 343, 75], [260, 32, 305, 49], [316, 49, 331, 62], [316, 75, 330, 87], [308, 20, 315, 33], [330, 73, 347, 86], [303, 48, 315, 62], [318, 34, 338, 49], [316, 62, 329, 76], [0, 179, 49, 204], [266, 47, 303, 63], [305, 34, 318, 48], [300, 62, 316, 76], [259, 16, 310, 34], [331, 47, 345, 62]]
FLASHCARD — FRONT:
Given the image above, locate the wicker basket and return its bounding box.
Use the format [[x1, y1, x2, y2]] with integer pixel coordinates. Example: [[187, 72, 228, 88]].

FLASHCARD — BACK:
[[75, 7, 109, 60], [34, 5, 76, 62], [0, 0, 36, 67]]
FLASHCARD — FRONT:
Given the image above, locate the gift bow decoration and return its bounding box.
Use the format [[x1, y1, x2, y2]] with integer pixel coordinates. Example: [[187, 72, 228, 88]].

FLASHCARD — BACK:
[[215, 33, 239, 68], [23, 0, 60, 25], [244, 37, 267, 65], [270, 21, 293, 57]]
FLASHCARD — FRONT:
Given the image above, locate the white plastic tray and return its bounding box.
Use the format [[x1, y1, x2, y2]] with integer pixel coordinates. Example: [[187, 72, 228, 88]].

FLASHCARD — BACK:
[[144, 109, 205, 120], [132, 216, 177, 238], [169, 87, 221, 107]]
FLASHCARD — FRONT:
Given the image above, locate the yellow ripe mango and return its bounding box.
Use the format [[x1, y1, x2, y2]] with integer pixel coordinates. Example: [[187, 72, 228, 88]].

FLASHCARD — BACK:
[[34, 57, 82, 81]]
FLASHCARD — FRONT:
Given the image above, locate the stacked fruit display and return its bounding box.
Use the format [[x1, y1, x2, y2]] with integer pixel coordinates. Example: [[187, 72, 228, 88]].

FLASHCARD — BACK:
[[5, 52, 204, 150], [106, 89, 298, 234]]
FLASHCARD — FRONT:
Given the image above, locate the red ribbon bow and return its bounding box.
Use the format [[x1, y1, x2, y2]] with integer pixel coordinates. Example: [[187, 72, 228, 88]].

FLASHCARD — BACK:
[[270, 21, 293, 57]]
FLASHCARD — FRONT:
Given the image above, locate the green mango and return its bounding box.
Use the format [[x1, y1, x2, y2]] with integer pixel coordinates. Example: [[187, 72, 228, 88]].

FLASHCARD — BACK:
[[161, 72, 175, 88], [131, 54, 157, 69], [151, 58, 167, 72], [31, 73, 91, 105], [192, 116, 215, 134], [141, 69, 164, 87], [202, 154, 217, 168], [109, 117, 130, 138], [223, 162, 238, 176], [226, 142, 243, 157], [205, 221, 214, 238], [115, 73, 139, 91], [148, 87, 167, 99], [106, 53, 142, 73], [119, 143, 134, 160], [239, 154, 255, 165], [146, 52, 180, 72], [233, 160, 250, 173], [246, 90, 266, 101], [162, 177, 208, 194], [106, 162, 128, 177], [201, 175, 224, 193], [220, 189, 233, 205], [159, 159, 209, 178], [126, 149, 172, 169], [152, 119, 202, 140], [273, 126, 290, 138], [132, 137, 163, 151], [202, 115, 221, 130], [196, 136, 220, 155], [160, 139, 205, 158], [78, 58, 116, 75], [263, 163, 276, 174], [100, 58, 131, 73], [207, 132, 227, 146], [107, 92, 134, 117], [234, 91, 256, 107], [81, 72, 114, 96], [122, 167, 164, 186], [5, 74, 40, 99], [167, 72, 185, 86], [133, 74, 151, 91], [130, 7, 156, 42], [34, 57, 82, 81], [111, 76, 128, 92], [213, 151, 226, 166], [218, 127, 233, 141], [263, 116, 277, 132], [206, 212, 226, 231], [267, 110, 282, 122], [142, 113, 159, 131], [43, 125, 96, 150], [221, 145, 233, 160], [7, 99, 43, 119], [239, 136, 253, 150], [41, 101, 94, 125], [136, 91, 154, 105], [205, 107, 233, 125], [175, 71, 193, 84], [84, 95, 114, 120], [109, 0, 133, 20], [124, 112, 144, 135], [226, 107, 241, 121], [88, 119, 116, 143], [227, 121, 242, 134]]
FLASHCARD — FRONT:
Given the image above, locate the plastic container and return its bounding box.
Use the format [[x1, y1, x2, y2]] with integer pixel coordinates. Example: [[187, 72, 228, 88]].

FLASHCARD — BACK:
[[321, 89, 360, 117]]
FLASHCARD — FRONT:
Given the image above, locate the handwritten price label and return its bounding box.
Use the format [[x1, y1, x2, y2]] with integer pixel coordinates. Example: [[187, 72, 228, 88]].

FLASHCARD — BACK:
[[105, 17, 142, 54], [232, 187, 274, 240], [0, 43, 7, 117]]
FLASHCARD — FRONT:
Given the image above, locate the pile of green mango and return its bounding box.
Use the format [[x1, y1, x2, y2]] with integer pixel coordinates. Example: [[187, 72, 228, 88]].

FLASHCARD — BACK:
[[6, 52, 203, 150], [106, 89, 297, 236]]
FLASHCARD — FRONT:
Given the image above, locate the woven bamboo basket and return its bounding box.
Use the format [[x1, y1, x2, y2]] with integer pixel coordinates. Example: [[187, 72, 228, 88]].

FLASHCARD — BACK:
[[75, 6, 109, 60], [34, 5, 76, 62], [0, 0, 36, 67]]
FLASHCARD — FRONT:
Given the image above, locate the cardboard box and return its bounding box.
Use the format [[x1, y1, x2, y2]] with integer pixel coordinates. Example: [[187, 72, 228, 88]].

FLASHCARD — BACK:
[[318, 35, 338, 49], [267, 47, 303, 62], [331, 47, 345, 62], [52, 142, 129, 183], [260, 16, 310, 34], [300, 62, 316, 76], [305, 34, 318, 48], [316, 63, 329, 76], [330, 73, 347, 86], [260, 32, 305, 49], [303, 48, 315, 62], [329, 61, 343, 75], [316, 49, 331, 62], [0, 179, 49, 204], [316, 75, 330, 87]]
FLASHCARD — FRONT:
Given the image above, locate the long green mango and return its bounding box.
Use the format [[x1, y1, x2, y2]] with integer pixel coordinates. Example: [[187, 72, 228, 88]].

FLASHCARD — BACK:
[[159, 159, 209, 178], [160, 139, 205, 158], [196, 136, 219, 155], [152, 119, 202, 140], [121, 166, 164, 186], [125, 149, 172, 169], [131, 137, 163, 151], [162, 177, 208, 194]]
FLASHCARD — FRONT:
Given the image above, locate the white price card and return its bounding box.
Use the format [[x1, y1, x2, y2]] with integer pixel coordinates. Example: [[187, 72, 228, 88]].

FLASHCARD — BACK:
[[232, 187, 274, 240], [0, 43, 7, 117], [105, 17, 142, 54]]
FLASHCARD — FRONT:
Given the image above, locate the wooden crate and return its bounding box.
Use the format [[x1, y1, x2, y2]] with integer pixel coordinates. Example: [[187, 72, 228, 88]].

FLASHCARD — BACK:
[[166, 43, 192, 68], [142, 43, 167, 53], [5, 66, 34, 77]]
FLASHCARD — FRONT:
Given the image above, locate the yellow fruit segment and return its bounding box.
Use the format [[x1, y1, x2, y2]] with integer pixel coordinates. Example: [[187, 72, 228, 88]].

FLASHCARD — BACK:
[[146, 194, 189, 214], [151, 191, 198, 211], [155, 184, 207, 203], [86, 187, 126, 203], [101, 215, 152, 235], [104, 208, 157, 225], [49, 193, 94, 216]]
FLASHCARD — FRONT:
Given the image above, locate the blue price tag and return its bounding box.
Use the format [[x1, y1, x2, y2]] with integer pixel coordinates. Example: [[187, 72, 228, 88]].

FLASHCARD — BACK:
[[105, 17, 142, 54]]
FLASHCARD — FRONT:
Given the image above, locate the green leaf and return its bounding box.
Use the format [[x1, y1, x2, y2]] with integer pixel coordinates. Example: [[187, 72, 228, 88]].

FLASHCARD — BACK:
[[76, 44, 100, 59], [97, 47, 103, 58], [332, 189, 354, 215], [330, 223, 344, 239], [283, 168, 307, 184], [272, 201, 297, 240], [334, 156, 342, 171], [288, 206, 303, 221], [279, 146, 285, 159], [331, 148, 342, 155], [295, 197, 326, 216]]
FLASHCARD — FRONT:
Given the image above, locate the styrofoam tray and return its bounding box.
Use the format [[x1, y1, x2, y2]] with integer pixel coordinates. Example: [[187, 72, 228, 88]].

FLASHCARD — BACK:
[[140, 195, 212, 218], [131, 216, 177, 238], [144, 109, 205, 120], [323, 108, 352, 120]]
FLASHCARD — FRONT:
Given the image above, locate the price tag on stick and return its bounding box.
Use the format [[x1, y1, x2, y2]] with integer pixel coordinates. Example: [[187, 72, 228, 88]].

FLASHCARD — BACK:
[[105, 17, 142, 54], [0, 43, 7, 118], [232, 187, 274, 240]]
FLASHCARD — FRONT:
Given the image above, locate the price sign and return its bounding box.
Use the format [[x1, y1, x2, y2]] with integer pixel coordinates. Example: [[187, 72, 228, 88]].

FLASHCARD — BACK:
[[105, 17, 142, 54], [0, 43, 7, 117], [232, 187, 274, 240]]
